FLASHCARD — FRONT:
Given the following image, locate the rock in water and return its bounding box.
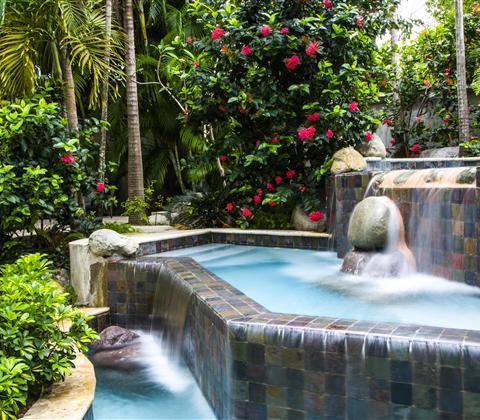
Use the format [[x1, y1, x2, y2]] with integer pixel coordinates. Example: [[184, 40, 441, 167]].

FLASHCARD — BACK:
[[357, 134, 387, 158], [89, 229, 139, 257], [331, 147, 367, 174], [91, 326, 140, 351], [347, 196, 391, 251]]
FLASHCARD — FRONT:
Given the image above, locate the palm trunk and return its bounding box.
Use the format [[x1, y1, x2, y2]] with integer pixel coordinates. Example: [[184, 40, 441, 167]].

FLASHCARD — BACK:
[[137, 0, 149, 50], [60, 47, 79, 131], [125, 0, 145, 224], [99, 0, 113, 182], [455, 0, 470, 143]]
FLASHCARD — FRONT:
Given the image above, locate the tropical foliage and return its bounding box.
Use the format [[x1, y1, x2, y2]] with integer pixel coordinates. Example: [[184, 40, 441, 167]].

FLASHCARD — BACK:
[[163, 0, 398, 226], [0, 254, 97, 418]]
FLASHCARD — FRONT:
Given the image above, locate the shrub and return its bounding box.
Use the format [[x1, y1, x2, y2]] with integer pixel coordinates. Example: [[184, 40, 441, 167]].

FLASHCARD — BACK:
[[0, 90, 117, 260], [164, 0, 397, 226], [0, 254, 98, 418]]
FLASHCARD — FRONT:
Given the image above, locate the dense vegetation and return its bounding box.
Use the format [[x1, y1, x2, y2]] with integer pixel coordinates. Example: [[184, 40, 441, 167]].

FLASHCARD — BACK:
[[0, 254, 97, 418]]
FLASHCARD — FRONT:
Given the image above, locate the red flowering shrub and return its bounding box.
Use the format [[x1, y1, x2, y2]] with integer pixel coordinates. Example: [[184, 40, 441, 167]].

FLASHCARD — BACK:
[[166, 0, 396, 227]]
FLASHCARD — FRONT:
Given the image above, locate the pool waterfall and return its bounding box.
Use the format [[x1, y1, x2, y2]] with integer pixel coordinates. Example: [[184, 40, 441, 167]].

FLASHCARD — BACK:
[[87, 163, 479, 419]]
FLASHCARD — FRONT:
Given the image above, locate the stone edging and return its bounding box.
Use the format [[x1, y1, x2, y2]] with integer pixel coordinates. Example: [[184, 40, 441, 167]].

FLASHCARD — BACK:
[[23, 352, 95, 420]]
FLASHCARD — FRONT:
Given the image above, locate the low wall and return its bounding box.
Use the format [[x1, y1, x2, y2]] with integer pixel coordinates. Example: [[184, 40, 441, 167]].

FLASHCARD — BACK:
[[107, 256, 480, 419], [335, 164, 480, 287]]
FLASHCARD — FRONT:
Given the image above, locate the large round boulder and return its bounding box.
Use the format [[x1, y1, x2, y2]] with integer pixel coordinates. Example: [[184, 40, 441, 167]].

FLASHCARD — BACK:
[[347, 196, 391, 251], [331, 147, 367, 174], [89, 229, 139, 257]]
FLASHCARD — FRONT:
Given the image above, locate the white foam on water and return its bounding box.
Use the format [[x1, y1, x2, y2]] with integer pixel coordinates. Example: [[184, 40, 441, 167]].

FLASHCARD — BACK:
[[133, 332, 193, 393]]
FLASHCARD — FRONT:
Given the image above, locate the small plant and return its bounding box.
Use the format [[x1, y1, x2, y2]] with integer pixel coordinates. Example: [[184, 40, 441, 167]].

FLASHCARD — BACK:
[[121, 197, 149, 225], [460, 138, 480, 157], [0, 254, 98, 418]]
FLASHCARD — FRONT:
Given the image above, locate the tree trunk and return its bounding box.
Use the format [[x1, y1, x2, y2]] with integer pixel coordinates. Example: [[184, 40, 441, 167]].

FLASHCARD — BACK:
[[99, 0, 113, 183], [137, 0, 149, 50], [60, 47, 79, 131], [455, 0, 470, 143], [124, 0, 145, 224]]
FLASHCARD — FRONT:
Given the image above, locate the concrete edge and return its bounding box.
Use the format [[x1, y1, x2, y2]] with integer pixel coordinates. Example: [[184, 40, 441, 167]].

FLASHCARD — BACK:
[[23, 352, 95, 420]]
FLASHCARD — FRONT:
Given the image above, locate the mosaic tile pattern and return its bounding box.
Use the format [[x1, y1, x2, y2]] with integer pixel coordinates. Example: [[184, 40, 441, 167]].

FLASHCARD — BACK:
[[137, 231, 331, 257], [107, 258, 480, 419]]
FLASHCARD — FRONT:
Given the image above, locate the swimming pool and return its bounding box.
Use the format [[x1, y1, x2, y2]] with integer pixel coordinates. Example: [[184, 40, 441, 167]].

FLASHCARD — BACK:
[[159, 243, 480, 330]]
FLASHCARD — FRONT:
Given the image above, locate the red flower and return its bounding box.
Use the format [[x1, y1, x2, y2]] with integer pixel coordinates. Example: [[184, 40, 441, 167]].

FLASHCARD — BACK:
[[254, 195, 261, 204], [260, 25, 272, 37], [298, 126, 316, 141], [305, 41, 319, 58], [241, 45, 252, 56], [323, 0, 333, 8], [268, 200, 276, 207], [423, 80, 431, 87], [443, 117, 449, 125], [271, 136, 279, 143], [308, 211, 325, 222], [280, 27, 289, 34], [96, 182, 105, 193], [257, 189, 264, 196], [275, 176, 283, 184], [219, 155, 228, 162], [60, 154, 75, 163], [364, 131, 373, 141], [218, 104, 226, 113], [416, 115, 423, 123], [226, 203, 234, 212], [306, 112, 320, 121], [410, 144, 421, 153], [285, 55, 300, 70], [241, 207, 252, 217], [286, 169, 296, 179], [384, 119, 392, 125], [390, 138, 396, 145], [348, 101, 359, 111], [186, 37, 193, 43], [256, 140, 261, 145], [299, 186, 306, 193], [193, 60, 200, 67], [211, 27, 225, 40], [356, 16, 364, 27], [326, 129, 334, 139], [267, 183, 275, 190], [237, 105, 247, 114]]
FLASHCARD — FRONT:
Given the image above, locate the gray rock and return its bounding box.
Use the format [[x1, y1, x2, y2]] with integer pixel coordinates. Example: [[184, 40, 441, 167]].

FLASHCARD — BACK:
[[357, 134, 387, 158], [347, 197, 391, 251], [341, 250, 374, 275], [92, 326, 140, 351], [148, 211, 171, 226], [331, 147, 367, 174], [456, 167, 476, 184], [420, 147, 459, 158], [291, 205, 326, 232], [89, 229, 139, 257]]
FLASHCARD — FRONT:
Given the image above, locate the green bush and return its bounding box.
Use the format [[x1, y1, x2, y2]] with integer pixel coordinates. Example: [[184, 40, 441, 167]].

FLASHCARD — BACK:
[[164, 0, 397, 226], [0, 254, 98, 418], [0, 90, 117, 262]]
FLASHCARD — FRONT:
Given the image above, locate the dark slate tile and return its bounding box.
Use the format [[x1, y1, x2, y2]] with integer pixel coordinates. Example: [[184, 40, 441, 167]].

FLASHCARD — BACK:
[[413, 384, 437, 410], [391, 360, 412, 383], [439, 389, 463, 415], [390, 382, 413, 406], [249, 382, 266, 404], [325, 374, 345, 396], [439, 366, 462, 390]]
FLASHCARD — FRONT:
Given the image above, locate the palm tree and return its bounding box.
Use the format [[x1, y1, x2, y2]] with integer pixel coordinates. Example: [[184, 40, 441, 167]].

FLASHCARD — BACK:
[[124, 0, 145, 224], [455, 0, 470, 142], [0, 0, 123, 130]]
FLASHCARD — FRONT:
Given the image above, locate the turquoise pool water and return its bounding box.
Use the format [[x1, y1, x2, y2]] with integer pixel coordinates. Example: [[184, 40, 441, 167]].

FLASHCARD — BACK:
[[93, 334, 215, 419], [159, 244, 480, 330]]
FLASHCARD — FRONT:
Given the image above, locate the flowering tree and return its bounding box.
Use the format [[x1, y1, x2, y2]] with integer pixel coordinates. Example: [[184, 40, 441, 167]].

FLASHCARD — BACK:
[[164, 0, 397, 227]]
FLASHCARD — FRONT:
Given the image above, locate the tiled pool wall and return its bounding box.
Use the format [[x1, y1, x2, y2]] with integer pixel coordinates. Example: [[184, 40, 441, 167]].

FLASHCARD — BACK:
[[107, 257, 480, 419], [136, 231, 332, 257], [366, 157, 480, 171], [334, 167, 480, 287]]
